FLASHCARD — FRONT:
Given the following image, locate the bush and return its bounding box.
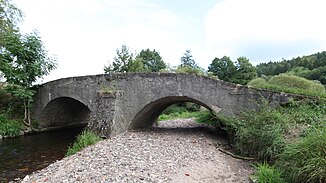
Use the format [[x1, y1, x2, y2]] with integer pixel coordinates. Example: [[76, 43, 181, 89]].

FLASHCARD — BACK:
[[0, 114, 22, 137], [247, 78, 268, 87], [158, 111, 200, 121], [161, 104, 188, 115], [247, 74, 326, 98], [269, 74, 325, 93], [66, 130, 101, 156], [252, 162, 288, 183], [277, 127, 326, 183], [234, 106, 288, 161]]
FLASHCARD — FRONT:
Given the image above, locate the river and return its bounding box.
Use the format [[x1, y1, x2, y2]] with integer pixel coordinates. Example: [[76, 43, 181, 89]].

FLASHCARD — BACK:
[[0, 127, 84, 182]]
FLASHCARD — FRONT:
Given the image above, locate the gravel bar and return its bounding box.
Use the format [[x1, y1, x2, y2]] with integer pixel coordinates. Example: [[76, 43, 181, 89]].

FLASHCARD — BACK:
[[21, 119, 254, 183]]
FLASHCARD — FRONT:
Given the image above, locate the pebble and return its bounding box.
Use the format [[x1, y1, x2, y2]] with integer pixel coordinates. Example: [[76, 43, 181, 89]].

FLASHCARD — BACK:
[[21, 119, 254, 183]]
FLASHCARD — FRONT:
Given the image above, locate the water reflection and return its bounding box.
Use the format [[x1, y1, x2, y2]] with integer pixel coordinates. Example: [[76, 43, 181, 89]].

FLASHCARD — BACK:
[[0, 127, 84, 181]]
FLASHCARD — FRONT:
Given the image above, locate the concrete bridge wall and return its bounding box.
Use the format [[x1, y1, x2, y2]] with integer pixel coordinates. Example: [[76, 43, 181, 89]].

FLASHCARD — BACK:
[[32, 73, 292, 137]]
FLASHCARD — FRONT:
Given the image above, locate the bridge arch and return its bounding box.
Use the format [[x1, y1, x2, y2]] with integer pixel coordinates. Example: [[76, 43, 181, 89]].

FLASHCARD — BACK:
[[129, 96, 219, 129], [38, 97, 91, 128]]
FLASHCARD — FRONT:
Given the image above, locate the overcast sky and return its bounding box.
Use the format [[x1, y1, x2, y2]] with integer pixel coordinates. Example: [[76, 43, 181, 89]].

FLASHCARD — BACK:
[[13, 0, 326, 82]]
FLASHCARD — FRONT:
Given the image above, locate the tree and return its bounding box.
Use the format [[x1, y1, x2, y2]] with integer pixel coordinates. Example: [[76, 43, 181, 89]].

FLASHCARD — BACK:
[[104, 45, 133, 73], [0, 1, 57, 127], [136, 49, 166, 72], [208, 56, 236, 82], [230, 57, 256, 85], [180, 50, 196, 68], [0, 0, 22, 31]]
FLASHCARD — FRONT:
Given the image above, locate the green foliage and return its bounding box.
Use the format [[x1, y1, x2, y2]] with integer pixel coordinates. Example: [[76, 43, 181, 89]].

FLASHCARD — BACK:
[[277, 127, 326, 183], [0, 113, 21, 136], [252, 162, 288, 183], [158, 111, 201, 121], [208, 56, 256, 84], [104, 46, 167, 73], [234, 106, 288, 160], [0, 0, 22, 41], [175, 65, 205, 75], [229, 57, 257, 85], [0, 1, 57, 127], [159, 103, 203, 121], [136, 48, 166, 72], [248, 74, 326, 98], [66, 130, 101, 156], [208, 56, 236, 82], [180, 50, 196, 68], [104, 45, 135, 73], [269, 74, 325, 92], [195, 110, 218, 126], [256, 51, 326, 84]]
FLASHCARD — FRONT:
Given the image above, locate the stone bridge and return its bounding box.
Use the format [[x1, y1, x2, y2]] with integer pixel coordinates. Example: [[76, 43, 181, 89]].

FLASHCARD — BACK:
[[32, 73, 292, 137]]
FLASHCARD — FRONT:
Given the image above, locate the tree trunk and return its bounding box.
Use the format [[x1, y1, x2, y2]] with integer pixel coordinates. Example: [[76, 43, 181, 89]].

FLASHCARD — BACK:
[[23, 100, 31, 127]]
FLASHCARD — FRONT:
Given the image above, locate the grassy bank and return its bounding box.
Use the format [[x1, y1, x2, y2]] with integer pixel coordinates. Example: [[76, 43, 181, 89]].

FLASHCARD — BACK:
[[159, 99, 325, 183], [66, 130, 102, 156], [200, 100, 325, 183]]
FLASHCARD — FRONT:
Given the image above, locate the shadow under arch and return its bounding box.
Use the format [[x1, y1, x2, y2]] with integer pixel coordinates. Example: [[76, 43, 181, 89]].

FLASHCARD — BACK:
[[129, 96, 217, 129], [39, 97, 91, 128]]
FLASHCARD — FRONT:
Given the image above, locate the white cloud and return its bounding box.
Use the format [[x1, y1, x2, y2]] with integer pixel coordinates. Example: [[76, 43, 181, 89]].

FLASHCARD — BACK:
[[204, 0, 326, 63], [13, 0, 184, 82]]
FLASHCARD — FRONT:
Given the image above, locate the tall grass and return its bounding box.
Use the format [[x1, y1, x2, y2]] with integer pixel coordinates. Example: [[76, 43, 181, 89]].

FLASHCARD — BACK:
[[66, 130, 102, 156], [196, 100, 325, 182], [277, 127, 326, 183], [252, 162, 288, 183]]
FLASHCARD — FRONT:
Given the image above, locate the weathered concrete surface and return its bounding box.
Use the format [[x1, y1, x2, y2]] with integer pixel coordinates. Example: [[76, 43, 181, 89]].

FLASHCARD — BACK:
[[32, 73, 292, 137]]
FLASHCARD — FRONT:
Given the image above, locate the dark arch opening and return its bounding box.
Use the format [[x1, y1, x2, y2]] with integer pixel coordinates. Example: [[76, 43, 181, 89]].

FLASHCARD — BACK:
[[39, 97, 91, 129], [129, 96, 216, 129]]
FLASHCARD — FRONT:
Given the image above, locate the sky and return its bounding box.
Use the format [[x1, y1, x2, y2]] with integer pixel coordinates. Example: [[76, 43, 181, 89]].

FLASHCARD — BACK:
[[12, 0, 326, 82]]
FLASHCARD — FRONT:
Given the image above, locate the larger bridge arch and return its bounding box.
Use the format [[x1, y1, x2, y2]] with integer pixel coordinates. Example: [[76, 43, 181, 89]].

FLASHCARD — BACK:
[[32, 73, 292, 137]]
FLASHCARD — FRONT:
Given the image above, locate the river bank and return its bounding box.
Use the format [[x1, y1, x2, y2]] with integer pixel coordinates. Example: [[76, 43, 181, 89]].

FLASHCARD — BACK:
[[21, 119, 254, 183]]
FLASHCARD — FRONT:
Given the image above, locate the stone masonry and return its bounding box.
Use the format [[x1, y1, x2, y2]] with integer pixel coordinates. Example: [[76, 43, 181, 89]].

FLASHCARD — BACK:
[[32, 73, 293, 137]]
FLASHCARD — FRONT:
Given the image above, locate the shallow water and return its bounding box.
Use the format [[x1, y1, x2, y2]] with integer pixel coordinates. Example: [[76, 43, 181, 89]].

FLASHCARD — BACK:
[[0, 127, 84, 182]]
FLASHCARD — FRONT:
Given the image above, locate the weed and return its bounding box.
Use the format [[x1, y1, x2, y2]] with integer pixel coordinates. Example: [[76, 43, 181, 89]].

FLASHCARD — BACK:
[[252, 162, 288, 183], [276, 127, 326, 183], [0, 114, 22, 137], [66, 130, 101, 156]]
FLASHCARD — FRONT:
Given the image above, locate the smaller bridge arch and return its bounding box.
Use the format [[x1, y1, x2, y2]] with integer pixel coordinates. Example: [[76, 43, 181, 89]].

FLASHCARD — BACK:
[[38, 97, 91, 129], [129, 96, 217, 129]]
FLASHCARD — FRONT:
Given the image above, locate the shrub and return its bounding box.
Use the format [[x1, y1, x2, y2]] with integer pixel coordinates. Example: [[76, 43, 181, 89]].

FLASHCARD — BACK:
[[0, 114, 22, 137], [247, 78, 268, 87], [269, 74, 325, 93], [234, 106, 288, 161], [161, 104, 188, 115], [158, 111, 200, 121], [277, 127, 326, 183], [252, 162, 288, 183], [66, 130, 101, 156], [247, 74, 326, 98]]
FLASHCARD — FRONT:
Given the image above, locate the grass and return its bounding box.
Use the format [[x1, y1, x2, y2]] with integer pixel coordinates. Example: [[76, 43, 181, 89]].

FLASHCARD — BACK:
[[277, 127, 326, 183], [0, 114, 22, 137], [252, 162, 288, 183], [248, 74, 326, 99], [197, 100, 325, 183], [66, 130, 102, 156], [157, 99, 325, 182], [158, 111, 201, 121], [158, 103, 202, 121]]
